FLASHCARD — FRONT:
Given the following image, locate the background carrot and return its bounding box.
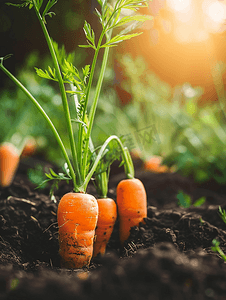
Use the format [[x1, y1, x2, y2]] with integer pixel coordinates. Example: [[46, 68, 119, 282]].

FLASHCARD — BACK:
[[21, 137, 37, 157], [93, 197, 117, 257], [0, 142, 20, 188], [116, 178, 147, 246], [57, 192, 98, 269], [143, 156, 170, 173]]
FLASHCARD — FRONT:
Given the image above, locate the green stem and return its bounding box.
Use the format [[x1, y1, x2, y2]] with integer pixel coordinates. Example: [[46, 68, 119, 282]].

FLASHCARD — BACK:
[[0, 63, 78, 190], [82, 30, 113, 177], [82, 135, 134, 191], [78, 29, 107, 180], [95, 170, 108, 198], [32, 0, 82, 187], [78, 47, 100, 180]]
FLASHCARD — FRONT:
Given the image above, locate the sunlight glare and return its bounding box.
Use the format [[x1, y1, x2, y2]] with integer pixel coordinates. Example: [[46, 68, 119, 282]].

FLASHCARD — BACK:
[[167, 0, 191, 12], [203, 1, 226, 24]]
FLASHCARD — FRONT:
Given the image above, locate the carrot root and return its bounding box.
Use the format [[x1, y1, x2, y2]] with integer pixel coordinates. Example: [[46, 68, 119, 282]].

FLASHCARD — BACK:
[[116, 178, 147, 246], [93, 198, 117, 257], [0, 143, 20, 188], [57, 192, 98, 269]]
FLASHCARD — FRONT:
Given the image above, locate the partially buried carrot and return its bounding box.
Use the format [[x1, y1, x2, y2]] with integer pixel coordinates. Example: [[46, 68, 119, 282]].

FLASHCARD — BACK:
[[57, 192, 98, 269], [0, 142, 20, 188], [116, 178, 147, 246], [143, 155, 169, 173], [93, 197, 117, 257], [21, 137, 37, 157]]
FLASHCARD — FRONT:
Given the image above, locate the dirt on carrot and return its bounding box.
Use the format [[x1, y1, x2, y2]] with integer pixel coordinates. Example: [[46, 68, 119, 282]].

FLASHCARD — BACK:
[[116, 178, 147, 246], [93, 197, 117, 257], [57, 192, 98, 269]]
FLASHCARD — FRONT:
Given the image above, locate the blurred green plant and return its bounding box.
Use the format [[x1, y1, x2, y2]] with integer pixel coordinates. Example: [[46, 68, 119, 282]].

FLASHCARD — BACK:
[[212, 239, 226, 262], [94, 54, 226, 185], [219, 206, 226, 224], [176, 190, 206, 208], [0, 47, 86, 166], [27, 163, 47, 188]]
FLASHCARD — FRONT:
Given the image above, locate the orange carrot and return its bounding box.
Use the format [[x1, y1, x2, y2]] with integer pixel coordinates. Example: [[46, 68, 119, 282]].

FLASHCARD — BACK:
[[57, 192, 98, 269], [116, 178, 147, 246], [93, 197, 117, 257], [143, 155, 170, 173], [21, 138, 37, 157], [0, 142, 20, 188]]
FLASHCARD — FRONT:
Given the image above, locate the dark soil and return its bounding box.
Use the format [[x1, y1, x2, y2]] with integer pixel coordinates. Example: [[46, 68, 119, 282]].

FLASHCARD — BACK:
[[1, 156, 226, 300]]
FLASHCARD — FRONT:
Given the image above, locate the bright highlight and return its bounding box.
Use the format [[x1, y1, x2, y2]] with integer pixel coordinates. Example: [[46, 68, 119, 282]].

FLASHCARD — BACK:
[[167, 0, 191, 12], [203, 1, 226, 24]]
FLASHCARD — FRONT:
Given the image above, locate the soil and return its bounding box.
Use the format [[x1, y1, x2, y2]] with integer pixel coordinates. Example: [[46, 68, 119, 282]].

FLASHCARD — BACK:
[[1, 156, 226, 300]]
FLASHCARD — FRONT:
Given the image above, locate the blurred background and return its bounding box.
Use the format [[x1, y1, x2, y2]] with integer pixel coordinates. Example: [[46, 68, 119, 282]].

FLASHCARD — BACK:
[[0, 0, 96, 86], [1, 0, 226, 188]]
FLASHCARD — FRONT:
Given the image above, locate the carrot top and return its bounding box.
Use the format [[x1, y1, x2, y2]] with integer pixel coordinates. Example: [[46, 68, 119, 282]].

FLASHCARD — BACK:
[[0, 0, 151, 193]]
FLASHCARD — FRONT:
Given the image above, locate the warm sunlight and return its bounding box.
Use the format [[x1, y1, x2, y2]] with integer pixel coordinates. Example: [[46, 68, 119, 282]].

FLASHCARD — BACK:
[[202, 0, 226, 24], [163, 0, 226, 43], [166, 0, 192, 12]]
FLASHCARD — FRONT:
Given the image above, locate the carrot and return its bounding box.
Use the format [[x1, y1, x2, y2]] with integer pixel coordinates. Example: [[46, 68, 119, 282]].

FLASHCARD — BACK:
[[0, 142, 20, 188], [93, 197, 117, 257], [116, 178, 147, 246], [143, 155, 170, 173], [21, 137, 37, 157], [57, 192, 98, 269]]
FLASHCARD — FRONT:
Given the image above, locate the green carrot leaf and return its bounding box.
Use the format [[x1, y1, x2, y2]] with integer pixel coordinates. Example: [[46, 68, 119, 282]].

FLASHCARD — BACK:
[[45, 173, 53, 179], [35, 0, 44, 10], [95, 8, 103, 23], [63, 163, 71, 178], [96, 0, 106, 7], [35, 67, 57, 81], [123, 0, 149, 11], [6, 0, 33, 9], [219, 206, 226, 224], [82, 65, 90, 84], [52, 40, 75, 67], [110, 15, 151, 29], [212, 239, 226, 262], [79, 21, 96, 50], [193, 196, 206, 207], [101, 32, 142, 47], [177, 190, 192, 208], [49, 168, 58, 177], [42, 0, 57, 23]]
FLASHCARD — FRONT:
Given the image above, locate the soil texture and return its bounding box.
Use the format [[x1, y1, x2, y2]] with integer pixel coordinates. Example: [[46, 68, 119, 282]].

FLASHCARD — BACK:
[[1, 157, 226, 300]]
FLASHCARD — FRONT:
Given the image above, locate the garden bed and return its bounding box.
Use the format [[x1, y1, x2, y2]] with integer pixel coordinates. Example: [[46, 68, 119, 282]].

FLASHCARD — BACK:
[[1, 157, 226, 300]]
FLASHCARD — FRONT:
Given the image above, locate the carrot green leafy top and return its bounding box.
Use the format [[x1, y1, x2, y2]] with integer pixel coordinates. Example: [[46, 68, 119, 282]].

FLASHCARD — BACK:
[[1, 0, 152, 193]]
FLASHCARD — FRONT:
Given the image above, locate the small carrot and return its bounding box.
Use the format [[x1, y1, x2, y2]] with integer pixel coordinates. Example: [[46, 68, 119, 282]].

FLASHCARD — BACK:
[[57, 192, 98, 269], [116, 178, 147, 246], [92, 162, 117, 257], [143, 155, 170, 173], [0, 142, 20, 188], [21, 137, 37, 157], [93, 197, 117, 257]]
